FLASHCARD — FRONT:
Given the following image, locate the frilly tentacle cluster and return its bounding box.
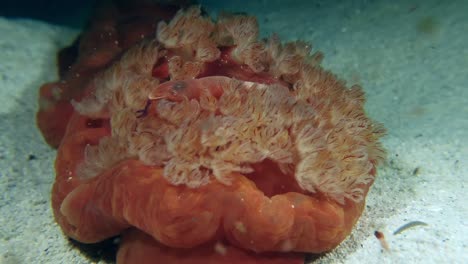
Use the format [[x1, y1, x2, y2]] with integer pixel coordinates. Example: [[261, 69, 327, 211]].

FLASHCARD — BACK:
[[73, 6, 385, 204]]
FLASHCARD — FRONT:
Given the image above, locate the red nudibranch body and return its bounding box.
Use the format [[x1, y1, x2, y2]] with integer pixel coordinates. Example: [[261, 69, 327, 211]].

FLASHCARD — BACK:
[[37, 2, 386, 264]]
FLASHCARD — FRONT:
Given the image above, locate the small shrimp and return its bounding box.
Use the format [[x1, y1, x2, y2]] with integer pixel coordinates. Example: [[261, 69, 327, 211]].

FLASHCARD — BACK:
[[138, 76, 254, 117], [374, 231, 390, 251], [148, 76, 232, 102]]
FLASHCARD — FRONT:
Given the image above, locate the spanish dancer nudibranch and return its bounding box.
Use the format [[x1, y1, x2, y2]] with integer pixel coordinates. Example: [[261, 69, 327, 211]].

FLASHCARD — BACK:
[[37, 2, 386, 263]]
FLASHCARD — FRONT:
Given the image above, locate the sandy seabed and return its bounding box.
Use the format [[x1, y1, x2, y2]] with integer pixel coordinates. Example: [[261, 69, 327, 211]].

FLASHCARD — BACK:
[[0, 0, 466, 263]]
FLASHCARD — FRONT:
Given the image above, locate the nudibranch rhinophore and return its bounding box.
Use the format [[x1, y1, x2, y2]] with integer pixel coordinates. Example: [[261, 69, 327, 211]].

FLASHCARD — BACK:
[[38, 3, 386, 264]]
